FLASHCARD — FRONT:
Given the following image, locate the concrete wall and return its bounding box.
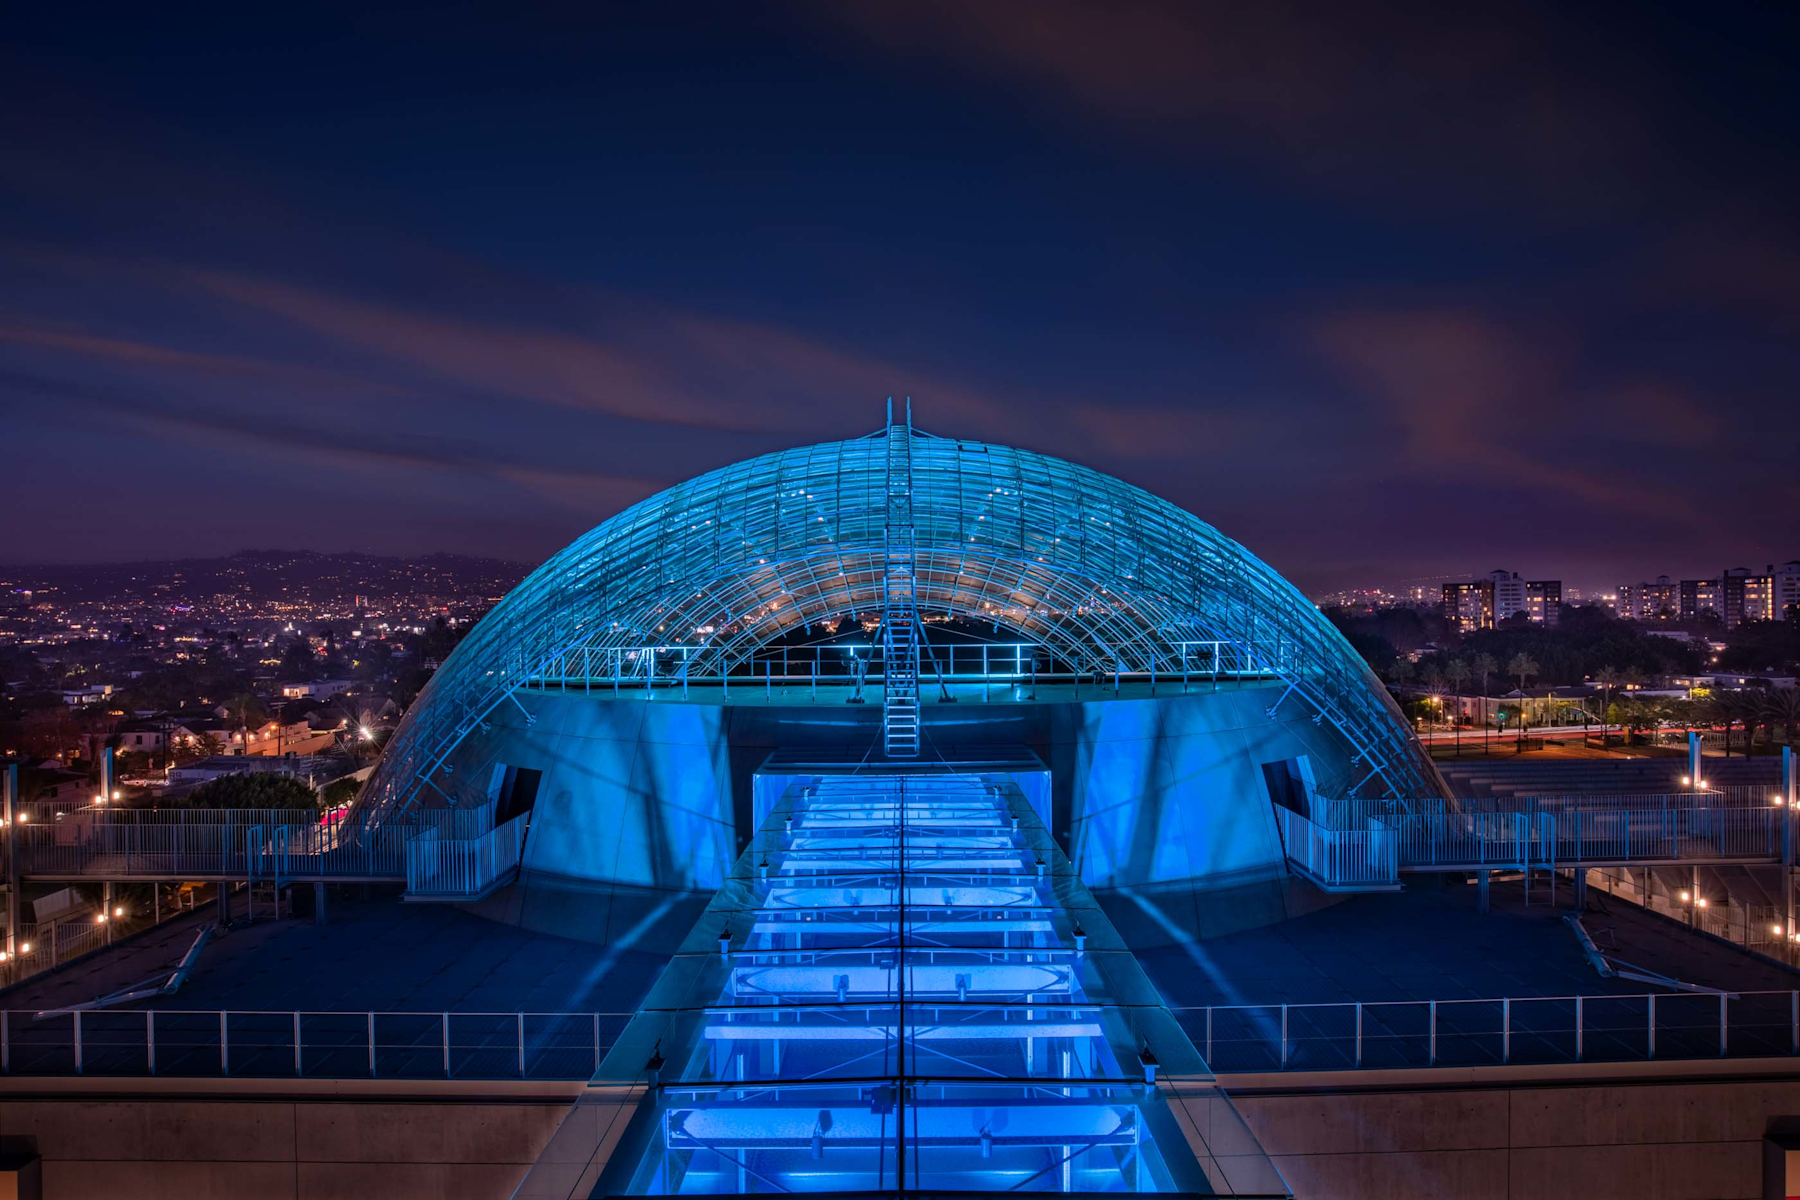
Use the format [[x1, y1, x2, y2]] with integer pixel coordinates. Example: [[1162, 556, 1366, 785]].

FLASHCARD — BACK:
[[6, 1071, 1797, 1199], [0, 1097, 567, 1200], [1232, 1074, 1800, 1199], [453, 683, 1363, 946]]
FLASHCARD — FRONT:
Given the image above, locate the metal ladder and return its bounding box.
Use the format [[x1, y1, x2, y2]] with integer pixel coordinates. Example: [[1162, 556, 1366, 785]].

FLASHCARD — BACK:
[[882, 398, 921, 757]]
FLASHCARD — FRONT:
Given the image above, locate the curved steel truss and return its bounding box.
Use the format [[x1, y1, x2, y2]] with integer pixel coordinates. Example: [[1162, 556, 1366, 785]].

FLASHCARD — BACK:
[[363, 424, 1445, 815]]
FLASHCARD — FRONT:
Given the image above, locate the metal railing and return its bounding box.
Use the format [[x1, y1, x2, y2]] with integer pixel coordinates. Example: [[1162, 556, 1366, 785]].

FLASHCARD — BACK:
[[1173, 989, 1800, 1073], [4, 802, 496, 882], [520, 638, 1286, 696], [405, 813, 529, 898], [0, 1008, 632, 1080], [6, 990, 1794, 1080], [1275, 807, 1397, 887], [1289, 801, 1784, 888], [1586, 866, 1796, 961], [1320, 788, 1775, 829]]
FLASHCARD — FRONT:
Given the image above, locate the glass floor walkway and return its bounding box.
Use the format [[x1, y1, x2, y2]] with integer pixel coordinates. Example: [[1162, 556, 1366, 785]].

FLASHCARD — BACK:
[[517, 771, 1288, 1198]]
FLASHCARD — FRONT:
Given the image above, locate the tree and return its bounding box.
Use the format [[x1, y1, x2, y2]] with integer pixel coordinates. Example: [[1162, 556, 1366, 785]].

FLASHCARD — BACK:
[[321, 775, 362, 811], [181, 772, 320, 811], [1762, 688, 1800, 746], [1445, 660, 1471, 755], [281, 637, 318, 681], [1472, 652, 1498, 696], [1508, 652, 1540, 693]]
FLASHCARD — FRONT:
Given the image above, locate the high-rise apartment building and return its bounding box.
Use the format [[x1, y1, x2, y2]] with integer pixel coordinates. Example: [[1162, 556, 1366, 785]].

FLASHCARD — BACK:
[[1443, 570, 1560, 632], [1777, 560, 1800, 621], [1524, 579, 1561, 627], [1679, 578, 1721, 621], [1619, 575, 1679, 620], [1722, 566, 1776, 628], [1442, 579, 1493, 633]]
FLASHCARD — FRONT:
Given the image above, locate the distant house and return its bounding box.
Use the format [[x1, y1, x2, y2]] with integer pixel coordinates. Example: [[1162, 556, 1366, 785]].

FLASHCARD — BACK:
[[280, 679, 357, 700], [61, 683, 114, 706], [165, 754, 350, 791]]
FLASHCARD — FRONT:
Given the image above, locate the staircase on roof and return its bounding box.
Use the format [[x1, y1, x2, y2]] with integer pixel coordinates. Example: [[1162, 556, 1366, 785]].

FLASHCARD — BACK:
[[881, 398, 922, 758]]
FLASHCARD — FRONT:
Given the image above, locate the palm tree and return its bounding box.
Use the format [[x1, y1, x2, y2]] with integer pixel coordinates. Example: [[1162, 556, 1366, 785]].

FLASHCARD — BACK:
[[1471, 652, 1499, 753], [1739, 691, 1764, 756], [1763, 688, 1800, 747], [1445, 660, 1471, 756], [1713, 690, 1744, 757], [1507, 653, 1540, 746], [1594, 666, 1622, 747], [1509, 652, 1540, 693], [1421, 663, 1445, 730]]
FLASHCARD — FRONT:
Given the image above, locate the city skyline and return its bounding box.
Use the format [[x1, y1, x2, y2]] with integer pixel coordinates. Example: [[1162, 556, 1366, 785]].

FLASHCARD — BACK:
[[4, 3, 1799, 593]]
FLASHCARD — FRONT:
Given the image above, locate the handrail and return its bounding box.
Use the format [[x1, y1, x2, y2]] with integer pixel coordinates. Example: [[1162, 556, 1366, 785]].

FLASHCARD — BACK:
[[1276, 807, 1398, 887], [1171, 988, 1800, 1072], [3, 987, 1796, 1079], [405, 812, 529, 897], [0, 1008, 635, 1080]]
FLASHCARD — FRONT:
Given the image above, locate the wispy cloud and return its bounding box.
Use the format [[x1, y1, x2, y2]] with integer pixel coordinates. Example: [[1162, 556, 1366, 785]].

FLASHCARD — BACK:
[[1311, 307, 1711, 519], [811, 2, 1660, 211], [0, 367, 660, 500], [193, 270, 1018, 437]]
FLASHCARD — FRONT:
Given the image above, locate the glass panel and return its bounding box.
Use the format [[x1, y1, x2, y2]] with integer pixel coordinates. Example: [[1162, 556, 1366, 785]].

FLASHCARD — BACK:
[[519, 771, 1289, 1196]]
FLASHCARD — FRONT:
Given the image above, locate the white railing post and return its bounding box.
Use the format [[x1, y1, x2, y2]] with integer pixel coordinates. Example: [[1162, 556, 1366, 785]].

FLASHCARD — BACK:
[[73, 1010, 82, 1075], [1280, 1004, 1288, 1067], [1720, 993, 1728, 1057], [1205, 1007, 1213, 1062], [518, 1012, 526, 1077], [367, 1011, 376, 1077], [1648, 994, 1656, 1058], [1354, 1002, 1363, 1067], [221, 1011, 230, 1075], [1502, 997, 1510, 1063], [147, 1010, 156, 1075], [443, 1012, 451, 1077], [593, 1013, 601, 1074], [294, 1012, 302, 1076], [1429, 1000, 1437, 1065]]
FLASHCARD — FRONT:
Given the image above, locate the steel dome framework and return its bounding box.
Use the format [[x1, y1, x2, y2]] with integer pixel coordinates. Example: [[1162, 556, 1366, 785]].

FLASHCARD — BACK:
[[364, 422, 1442, 816]]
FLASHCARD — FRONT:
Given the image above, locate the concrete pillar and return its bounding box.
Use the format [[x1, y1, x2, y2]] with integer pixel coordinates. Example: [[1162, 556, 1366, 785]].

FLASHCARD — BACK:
[[103, 881, 112, 946], [314, 881, 327, 926], [1477, 870, 1490, 914], [100, 746, 116, 804], [1689, 731, 1703, 789], [1574, 869, 1588, 913], [217, 882, 230, 926]]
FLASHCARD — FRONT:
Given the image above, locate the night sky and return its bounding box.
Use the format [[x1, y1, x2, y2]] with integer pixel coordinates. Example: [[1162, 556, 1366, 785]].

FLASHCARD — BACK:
[[3, 2, 1796, 593]]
